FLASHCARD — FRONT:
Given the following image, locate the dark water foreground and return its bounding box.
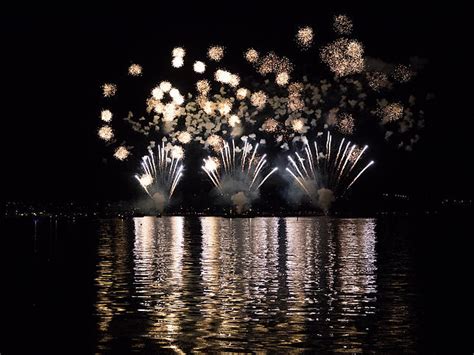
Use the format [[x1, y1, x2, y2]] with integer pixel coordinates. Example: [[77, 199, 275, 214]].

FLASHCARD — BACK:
[[0, 216, 467, 353]]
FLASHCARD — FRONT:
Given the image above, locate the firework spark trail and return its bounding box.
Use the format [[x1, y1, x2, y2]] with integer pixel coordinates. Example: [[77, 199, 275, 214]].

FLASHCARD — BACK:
[[346, 160, 375, 191], [286, 131, 374, 208], [135, 142, 185, 208], [202, 139, 277, 196]]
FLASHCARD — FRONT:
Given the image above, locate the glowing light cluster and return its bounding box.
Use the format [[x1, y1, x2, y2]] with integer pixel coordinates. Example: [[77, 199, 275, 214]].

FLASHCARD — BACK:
[[320, 38, 365, 77], [296, 26, 314, 50], [208, 46, 224, 61]]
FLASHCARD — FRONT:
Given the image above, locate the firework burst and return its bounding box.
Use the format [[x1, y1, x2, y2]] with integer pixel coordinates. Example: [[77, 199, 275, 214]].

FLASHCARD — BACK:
[[202, 139, 278, 213], [102, 83, 117, 97], [135, 141, 184, 212], [193, 61, 206, 73], [101, 109, 112, 122], [296, 26, 314, 50], [244, 48, 259, 63], [128, 64, 143, 76], [320, 38, 364, 77], [208, 45, 225, 61], [333, 14, 353, 35], [286, 132, 373, 212]]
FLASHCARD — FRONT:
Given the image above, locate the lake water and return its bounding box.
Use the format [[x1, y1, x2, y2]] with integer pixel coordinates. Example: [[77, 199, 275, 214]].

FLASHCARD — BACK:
[[0, 216, 466, 353]]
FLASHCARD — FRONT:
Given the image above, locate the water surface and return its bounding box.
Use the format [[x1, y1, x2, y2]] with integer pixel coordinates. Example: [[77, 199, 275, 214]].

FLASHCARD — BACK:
[[0, 216, 465, 353]]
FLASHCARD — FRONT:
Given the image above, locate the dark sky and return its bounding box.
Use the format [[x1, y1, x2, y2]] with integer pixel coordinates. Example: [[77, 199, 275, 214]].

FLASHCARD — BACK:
[[0, 3, 472, 203]]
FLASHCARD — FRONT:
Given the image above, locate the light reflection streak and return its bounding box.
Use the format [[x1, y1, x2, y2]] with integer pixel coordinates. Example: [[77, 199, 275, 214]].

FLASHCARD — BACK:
[[92, 217, 411, 352]]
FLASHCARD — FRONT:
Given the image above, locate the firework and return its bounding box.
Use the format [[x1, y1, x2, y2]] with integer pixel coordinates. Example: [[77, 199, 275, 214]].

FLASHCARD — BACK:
[[320, 38, 365, 77], [159, 81, 172, 93], [208, 45, 224, 61], [201, 139, 278, 213], [257, 52, 293, 76], [101, 109, 112, 122], [276, 72, 290, 86], [134, 141, 184, 212], [262, 118, 279, 133], [296, 26, 314, 50], [366, 71, 390, 91], [229, 74, 240, 87], [172, 47, 186, 58], [217, 99, 232, 115], [250, 91, 267, 109], [114, 146, 130, 160], [393, 64, 414, 83], [228, 114, 241, 127], [196, 80, 211, 96], [128, 63, 143, 76], [236, 88, 248, 100], [290, 118, 305, 133], [151, 87, 164, 100], [333, 14, 353, 35], [337, 113, 355, 135], [172, 56, 184, 68], [193, 61, 206, 73], [102, 83, 117, 97], [288, 97, 304, 112], [98, 125, 114, 141], [177, 131, 192, 144], [379, 102, 404, 123], [214, 69, 232, 84], [163, 103, 179, 121], [206, 134, 224, 151], [286, 132, 373, 211], [244, 48, 259, 63]]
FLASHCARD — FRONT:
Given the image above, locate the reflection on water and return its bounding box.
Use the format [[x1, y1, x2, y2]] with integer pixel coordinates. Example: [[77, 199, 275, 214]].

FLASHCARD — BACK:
[[94, 217, 416, 352]]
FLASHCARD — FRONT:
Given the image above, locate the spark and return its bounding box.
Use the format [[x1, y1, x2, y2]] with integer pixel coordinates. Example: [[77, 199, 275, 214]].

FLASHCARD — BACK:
[[172, 56, 184, 68], [276, 72, 290, 86], [250, 91, 267, 109], [151, 87, 164, 100], [379, 102, 404, 123], [114, 146, 130, 160], [98, 125, 114, 141], [320, 38, 365, 77], [196, 80, 211, 96], [159, 81, 172, 93], [228, 115, 241, 127], [128, 64, 143, 76], [208, 45, 224, 61], [286, 131, 373, 207], [172, 47, 186, 58], [337, 113, 355, 135], [217, 99, 232, 115], [244, 48, 259, 63], [366, 71, 390, 91], [134, 142, 185, 205], [214, 69, 232, 84], [102, 83, 117, 97], [170, 145, 185, 159], [333, 14, 353, 35], [291, 118, 305, 133], [137, 174, 153, 188], [193, 61, 206, 73], [393, 64, 415, 83], [163, 103, 179, 121], [101, 110, 112, 122], [202, 140, 277, 200], [296, 26, 314, 50], [236, 88, 248, 100], [206, 134, 224, 151], [262, 118, 279, 132], [177, 131, 192, 144]]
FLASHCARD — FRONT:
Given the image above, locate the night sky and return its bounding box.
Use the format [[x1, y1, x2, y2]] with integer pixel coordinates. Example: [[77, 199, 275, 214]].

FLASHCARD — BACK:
[[1, 4, 472, 205]]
